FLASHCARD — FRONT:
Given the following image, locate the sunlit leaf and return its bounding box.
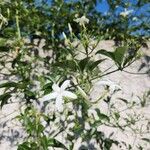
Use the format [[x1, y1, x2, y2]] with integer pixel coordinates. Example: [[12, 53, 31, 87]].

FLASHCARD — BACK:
[[88, 59, 106, 71], [114, 46, 127, 68], [96, 49, 115, 60], [0, 92, 11, 107], [0, 82, 18, 88], [78, 57, 90, 72], [48, 138, 68, 149]]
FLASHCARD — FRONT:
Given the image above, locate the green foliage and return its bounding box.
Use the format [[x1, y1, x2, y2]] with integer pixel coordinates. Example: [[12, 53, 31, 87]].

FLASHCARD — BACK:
[[0, 92, 11, 107], [96, 46, 140, 70], [96, 46, 128, 69]]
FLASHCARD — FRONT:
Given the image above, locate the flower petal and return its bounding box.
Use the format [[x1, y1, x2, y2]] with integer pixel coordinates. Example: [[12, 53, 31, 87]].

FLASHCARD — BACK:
[[61, 80, 70, 90], [96, 80, 112, 86], [52, 83, 60, 92], [63, 91, 77, 99], [41, 92, 57, 101], [55, 95, 63, 112]]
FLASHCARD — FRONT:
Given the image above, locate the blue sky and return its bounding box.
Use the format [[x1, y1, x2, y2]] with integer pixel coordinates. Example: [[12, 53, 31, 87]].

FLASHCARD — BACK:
[[46, 0, 150, 16], [96, 0, 109, 13]]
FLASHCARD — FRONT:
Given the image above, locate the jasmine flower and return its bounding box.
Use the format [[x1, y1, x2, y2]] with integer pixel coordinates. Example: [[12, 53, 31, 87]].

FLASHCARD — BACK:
[[120, 9, 133, 17], [74, 15, 89, 26], [62, 32, 67, 39], [41, 80, 77, 112], [68, 23, 72, 34], [96, 79, 121, 94]]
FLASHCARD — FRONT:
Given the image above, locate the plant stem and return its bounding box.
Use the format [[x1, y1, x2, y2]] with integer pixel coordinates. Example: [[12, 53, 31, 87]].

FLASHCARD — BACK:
[[91, 68, 120, 81], [16, 9, 21, 39], [123, 70, 148, 75]]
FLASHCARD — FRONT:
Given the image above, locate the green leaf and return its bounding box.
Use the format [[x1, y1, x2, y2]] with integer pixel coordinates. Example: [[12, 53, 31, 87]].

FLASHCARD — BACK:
[[25, 90, 36, 100], [0, 92, 11, 107], [99, 113, 110, 122], [55, 60, 77, 71], [0, 82, 18, 88], [114, 112, 120, 120], [3, 27, 16, 38], [40, 135, 49, 150], [141, 138, 150, 143], [0, 38, 7, 46], [95, 108, 110, 122], [96, 47, 127, 69], [42, 82, 52, 95], [0, 46, 9, 52], [104, 138, 118, 150], [65, 60, 78, 71], [123, 49, 138, 67], [78, 57, 90, 72], [118, 98, 128, 104], [17, 142, 38, 150], [88, 59, 106, 71], [17, 142, 31, 150], [37, 124, 44, 134], [0, 38, 9, 52], [114, 46, 127, 68], [96, 49, 115, 60], [48, 138, 68, 149]]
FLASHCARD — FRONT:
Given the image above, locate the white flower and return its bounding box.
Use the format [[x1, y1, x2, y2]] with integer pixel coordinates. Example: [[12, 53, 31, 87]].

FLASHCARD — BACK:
[[68, 23, 72, 34], [96, 79, 121, 94], [62, 32, 67, 39], [132, 17, 138, 21], [74, 15, 89, 26], [120, 9, 133, 17], [41, 80, 77, 112], [62, 32, 70, 45]]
